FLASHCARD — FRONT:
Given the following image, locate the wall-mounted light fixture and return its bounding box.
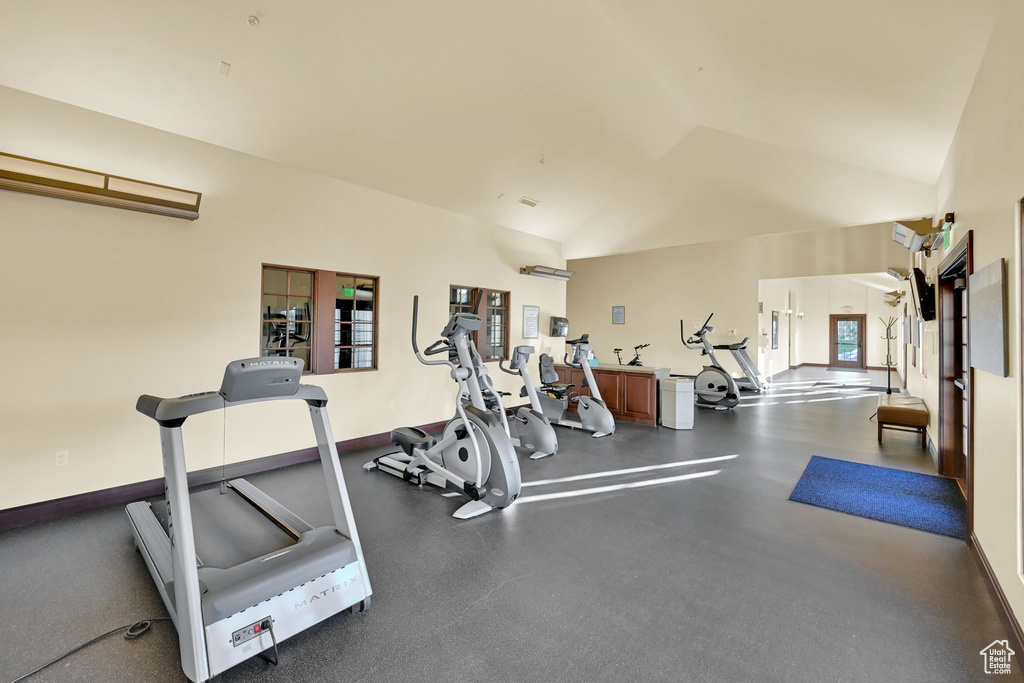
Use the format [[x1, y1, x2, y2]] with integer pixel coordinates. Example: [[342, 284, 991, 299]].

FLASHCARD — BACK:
[[520, 265, 575, 281], [884, 289, 904, 307], [887, 268, 909, 280], [0, 151, 202, 220]]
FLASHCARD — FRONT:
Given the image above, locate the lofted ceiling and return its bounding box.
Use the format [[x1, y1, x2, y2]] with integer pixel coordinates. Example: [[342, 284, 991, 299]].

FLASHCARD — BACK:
[[0, 0, 1000, 259]]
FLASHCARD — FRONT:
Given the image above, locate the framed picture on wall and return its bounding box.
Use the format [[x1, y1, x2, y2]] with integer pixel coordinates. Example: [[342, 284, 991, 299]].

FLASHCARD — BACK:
[[612, 306, 626, 324], [522, 305, 540, 339], [771, 311, 779, 349]]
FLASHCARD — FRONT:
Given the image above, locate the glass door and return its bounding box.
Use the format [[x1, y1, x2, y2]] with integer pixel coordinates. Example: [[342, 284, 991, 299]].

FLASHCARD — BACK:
[[829, 314, 867, 369]]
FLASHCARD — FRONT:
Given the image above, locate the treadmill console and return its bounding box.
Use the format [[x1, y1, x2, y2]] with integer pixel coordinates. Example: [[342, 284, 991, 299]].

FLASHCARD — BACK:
[[219, 357, 304, 402]]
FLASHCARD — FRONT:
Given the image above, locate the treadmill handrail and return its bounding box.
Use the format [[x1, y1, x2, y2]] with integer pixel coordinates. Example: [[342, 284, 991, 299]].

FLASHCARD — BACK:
[[137, 384, 328, 425]]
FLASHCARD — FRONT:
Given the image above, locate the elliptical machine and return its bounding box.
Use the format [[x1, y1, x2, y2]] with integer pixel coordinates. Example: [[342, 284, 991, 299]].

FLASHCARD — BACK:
[[681, 314, 740, 410], [364, 296, 521, 519], [497, 345, 559, 459], [536, 334, 616, 437]]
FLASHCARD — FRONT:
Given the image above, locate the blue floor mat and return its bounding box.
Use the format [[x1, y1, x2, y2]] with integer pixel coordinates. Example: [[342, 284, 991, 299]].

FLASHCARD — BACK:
[[789, 456, 967, 539]]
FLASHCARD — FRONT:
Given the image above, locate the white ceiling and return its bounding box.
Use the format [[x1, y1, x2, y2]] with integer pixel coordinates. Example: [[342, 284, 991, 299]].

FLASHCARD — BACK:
[[0, 0, 1000, 258]]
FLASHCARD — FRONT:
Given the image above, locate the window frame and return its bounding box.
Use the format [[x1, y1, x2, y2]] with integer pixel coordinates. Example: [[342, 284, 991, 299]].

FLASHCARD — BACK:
[[260, 264, 315, 371], [261, 264, 380, 374], [322, 270, 380, 373], [449, 284, 510, 363]]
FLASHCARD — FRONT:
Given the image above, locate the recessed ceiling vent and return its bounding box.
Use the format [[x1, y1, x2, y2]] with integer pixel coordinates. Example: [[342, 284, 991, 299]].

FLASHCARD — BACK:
[[519, 196, 539, 208]]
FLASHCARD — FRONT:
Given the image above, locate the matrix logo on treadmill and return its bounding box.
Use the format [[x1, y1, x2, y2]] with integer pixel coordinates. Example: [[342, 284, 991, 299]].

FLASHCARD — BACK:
[[249, 360, 291, 367], [294, 584, 344, 610]]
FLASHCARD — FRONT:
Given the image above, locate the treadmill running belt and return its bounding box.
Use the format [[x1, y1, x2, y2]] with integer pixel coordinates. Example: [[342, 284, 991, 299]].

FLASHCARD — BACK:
[[155, 487, 297, 569]]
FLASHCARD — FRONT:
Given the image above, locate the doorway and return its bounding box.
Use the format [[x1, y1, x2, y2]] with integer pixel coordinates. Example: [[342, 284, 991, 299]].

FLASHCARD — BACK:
[[937, 232, 973, 533], [829, 314, 867, 369]]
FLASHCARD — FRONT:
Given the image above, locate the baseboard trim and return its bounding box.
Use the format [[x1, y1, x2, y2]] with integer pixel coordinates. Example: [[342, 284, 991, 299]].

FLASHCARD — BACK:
[[926, 431, 939, 469], [0, 418, 448, 531], [970, 532, 1024, 656]]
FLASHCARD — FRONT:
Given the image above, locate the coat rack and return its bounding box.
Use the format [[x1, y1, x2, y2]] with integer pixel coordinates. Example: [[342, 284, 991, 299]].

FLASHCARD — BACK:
[[880, 316, 898, 395]]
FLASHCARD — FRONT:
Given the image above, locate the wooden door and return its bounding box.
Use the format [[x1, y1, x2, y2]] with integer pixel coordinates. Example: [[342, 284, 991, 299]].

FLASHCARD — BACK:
[[829, 314, 867, 369], [938, 233, 973, 523]]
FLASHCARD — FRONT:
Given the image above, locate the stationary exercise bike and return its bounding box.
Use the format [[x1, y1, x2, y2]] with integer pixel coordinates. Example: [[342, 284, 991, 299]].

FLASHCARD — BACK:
[[536, 334, 616, 437], [364, 296, 521, 519], [614, 344, 649, 366], [497, 345, 559, 459], [460, 342, 559, 460], [681, 314, 740, 410], [627, 343, 650, 366]]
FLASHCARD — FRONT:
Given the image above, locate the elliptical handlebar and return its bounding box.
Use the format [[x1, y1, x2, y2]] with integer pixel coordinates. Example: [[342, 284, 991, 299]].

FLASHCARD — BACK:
[[498, 358, 520, 376], [681, 313, 717, 349], [681, 320, 702, 349], [424, 340, 454, 356], [411, 296, 457, 368]]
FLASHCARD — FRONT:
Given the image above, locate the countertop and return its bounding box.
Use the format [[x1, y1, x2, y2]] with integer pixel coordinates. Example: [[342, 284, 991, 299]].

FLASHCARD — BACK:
[[556, 362, 671, 376]]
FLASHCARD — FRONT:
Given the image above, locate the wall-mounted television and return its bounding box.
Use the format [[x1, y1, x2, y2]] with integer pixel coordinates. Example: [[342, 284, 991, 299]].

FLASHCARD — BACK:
[[909, 267, 935, 321]]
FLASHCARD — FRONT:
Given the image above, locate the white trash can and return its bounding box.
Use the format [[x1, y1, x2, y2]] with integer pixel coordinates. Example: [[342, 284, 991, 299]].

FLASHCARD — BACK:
[[661, 378, 694, 430]]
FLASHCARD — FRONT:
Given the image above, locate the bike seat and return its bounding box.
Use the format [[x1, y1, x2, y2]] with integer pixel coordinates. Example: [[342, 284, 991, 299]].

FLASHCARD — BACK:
[[390, 427, 436, 456], [542, 383, 574, 399]]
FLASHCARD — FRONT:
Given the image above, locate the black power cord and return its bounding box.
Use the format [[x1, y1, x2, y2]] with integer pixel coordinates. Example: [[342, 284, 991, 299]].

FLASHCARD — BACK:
[[10, 617, 171, 683]]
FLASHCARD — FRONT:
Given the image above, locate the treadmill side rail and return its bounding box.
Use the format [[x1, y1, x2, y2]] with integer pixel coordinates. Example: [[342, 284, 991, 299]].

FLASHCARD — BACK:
[[227, 478, 314, 541], [161, 425, 211, 683], [310, 404, 374, 597]]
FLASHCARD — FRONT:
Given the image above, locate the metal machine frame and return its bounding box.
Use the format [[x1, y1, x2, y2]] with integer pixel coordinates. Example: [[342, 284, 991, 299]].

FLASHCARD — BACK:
[[537, 335, 616, 438], [125, 357, 371, 682], [364, 296, 521, 518], [497, 345, 559, 459]]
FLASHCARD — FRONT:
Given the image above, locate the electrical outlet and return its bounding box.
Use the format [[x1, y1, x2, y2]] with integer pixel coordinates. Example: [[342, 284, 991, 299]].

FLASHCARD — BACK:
[[55, 450, 69, 467]]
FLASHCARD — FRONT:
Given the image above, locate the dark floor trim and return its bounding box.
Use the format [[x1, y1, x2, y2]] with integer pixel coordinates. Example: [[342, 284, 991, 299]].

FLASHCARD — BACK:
[[0, 418, 448, 531], [970, 532, 1024, 655]]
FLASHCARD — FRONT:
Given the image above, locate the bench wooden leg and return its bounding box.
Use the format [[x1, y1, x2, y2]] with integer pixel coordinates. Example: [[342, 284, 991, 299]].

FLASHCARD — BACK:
[[921, 428, 927, 449], [878, 420, 883, 444]]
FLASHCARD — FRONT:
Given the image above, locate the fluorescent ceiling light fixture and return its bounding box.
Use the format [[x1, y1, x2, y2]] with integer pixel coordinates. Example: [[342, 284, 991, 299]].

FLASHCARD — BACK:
[[520, 265, 575, 281], [0, 151, 202, 220]]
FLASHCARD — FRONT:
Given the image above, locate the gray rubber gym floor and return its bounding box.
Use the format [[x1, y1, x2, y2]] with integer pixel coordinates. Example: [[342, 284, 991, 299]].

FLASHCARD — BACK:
[[0, 368, 1014, 682]]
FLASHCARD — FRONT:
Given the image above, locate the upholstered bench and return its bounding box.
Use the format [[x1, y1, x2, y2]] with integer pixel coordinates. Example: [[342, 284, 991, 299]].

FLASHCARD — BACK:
[[877, 394, 929, 447]]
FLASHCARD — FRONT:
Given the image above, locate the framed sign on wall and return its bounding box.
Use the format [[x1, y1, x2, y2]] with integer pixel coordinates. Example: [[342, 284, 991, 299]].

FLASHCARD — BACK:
[[523, 305, 540, 339], [771, 311, 779, 349], [612, 306, 626, 324]]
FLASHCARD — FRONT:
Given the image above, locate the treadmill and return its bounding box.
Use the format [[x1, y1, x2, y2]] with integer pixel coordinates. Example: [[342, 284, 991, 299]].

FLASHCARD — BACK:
[[711, 337, 769, 393], [126, 357, 372, 682]]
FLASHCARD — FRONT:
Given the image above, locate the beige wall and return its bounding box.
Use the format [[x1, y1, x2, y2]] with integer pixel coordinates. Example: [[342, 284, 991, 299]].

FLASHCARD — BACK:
[[761, 274, 905, 376], [0, 86, 567, 509], [755, 278, 790, 378], [904, 0, 1024, 626], [566, 222, 909, 377]]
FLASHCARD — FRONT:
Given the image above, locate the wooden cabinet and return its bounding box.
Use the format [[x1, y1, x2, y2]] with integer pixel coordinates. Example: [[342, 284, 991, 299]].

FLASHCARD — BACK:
[[621, 372, 657, 424], [591, 369, 624, 414], [552, 364, 667, 426]]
